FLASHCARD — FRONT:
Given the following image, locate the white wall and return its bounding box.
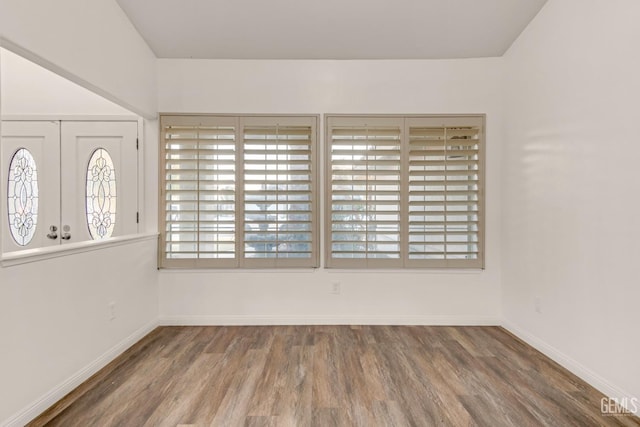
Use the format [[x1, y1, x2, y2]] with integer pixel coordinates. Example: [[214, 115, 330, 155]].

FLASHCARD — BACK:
[[0, 239, 158, 424], [0, 0, 157, 118], [157, 59, 503, 324], [1, 48, 130, 116], [502, 0, 640, 403], [0, 3, 160, 424]]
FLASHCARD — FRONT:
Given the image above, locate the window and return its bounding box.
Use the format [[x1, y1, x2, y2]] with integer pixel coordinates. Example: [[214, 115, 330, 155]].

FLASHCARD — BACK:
[[159, 114, 319, 268], [86, 148, 117, 239], [1, 120, 138, 253], [326, 115, 484, 268], [7, 148, 39, 246]]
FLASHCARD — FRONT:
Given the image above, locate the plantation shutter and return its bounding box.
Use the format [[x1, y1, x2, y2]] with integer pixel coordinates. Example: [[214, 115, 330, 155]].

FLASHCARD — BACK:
[[327, 117, 403, 268], [242, 117, 318, 268], [159, 114, 318, 269], [406, 116, 484, 268], [326, 114, 484, 269], [160, 115, 238, 268]]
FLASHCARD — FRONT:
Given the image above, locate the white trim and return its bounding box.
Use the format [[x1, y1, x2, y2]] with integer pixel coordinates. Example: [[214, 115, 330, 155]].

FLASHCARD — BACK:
[[158, 268, 481, 274], [502, 320, 638, 413], [2, 319, 159, 427], [136, 117, 146, 234], [1, 232, 158, 267], [0, 38, 156, 120], [1, 115, 139, 122], [159, 314, 501, 326]]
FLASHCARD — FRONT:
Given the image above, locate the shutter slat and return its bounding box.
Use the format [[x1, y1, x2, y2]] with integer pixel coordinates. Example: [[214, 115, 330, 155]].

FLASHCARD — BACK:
[[408, 149, 478, 156], [243, 123, 315, 265], [326, 116, 483, 268], [408, 124, 481, 264], [244, 149, 310, 155], [329, 122, 402, 263], [162, 120, 238, 263], [408, 123, 481, 259]]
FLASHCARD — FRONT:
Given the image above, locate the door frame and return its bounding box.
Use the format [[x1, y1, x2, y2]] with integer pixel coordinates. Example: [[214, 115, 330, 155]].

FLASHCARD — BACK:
[[1, 115, 145, 257]]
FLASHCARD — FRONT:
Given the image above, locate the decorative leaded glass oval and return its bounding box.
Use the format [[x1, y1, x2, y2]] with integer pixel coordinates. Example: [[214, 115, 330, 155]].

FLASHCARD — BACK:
[[8, 148, 39, 246], [86, 148, 117, 239]]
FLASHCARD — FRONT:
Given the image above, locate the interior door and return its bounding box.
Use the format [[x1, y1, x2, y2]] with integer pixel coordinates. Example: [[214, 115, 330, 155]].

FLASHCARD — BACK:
[[60, 121, 138, 244], [1, 121, 61, 252]]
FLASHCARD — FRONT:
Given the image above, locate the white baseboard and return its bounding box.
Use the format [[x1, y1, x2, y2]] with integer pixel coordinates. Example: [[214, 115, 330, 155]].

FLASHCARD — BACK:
[[159, 314, 501, 326], [2, 318, 159, 427], [502, 320, 638, 413]]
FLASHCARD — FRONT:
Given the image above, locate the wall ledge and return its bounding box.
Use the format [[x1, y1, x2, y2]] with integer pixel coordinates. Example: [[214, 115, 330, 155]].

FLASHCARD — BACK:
[[1, 233, 158, 268]]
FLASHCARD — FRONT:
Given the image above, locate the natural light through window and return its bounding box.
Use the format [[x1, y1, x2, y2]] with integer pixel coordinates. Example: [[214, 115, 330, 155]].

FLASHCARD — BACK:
[[159, 115, 318, 269], [86, 148, 117, 240], [7, 148, 39, 246], [326, 115, 484, 269]]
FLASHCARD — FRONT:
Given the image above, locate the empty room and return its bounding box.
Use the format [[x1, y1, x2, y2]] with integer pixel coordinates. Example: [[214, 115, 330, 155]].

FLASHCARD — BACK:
[[0, 0, 639, 425]]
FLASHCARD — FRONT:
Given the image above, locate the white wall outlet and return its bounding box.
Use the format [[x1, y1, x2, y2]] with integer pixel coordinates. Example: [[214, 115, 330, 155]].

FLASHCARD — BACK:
[[331, 282, 341, 295], [534, 297, 542, 314], [108, 301, 117, 321]]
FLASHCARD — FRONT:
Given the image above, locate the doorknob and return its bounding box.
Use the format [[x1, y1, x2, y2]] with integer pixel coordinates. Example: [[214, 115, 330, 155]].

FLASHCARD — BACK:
[[61, 225, 71, 240], [46, 225, 58, 240]]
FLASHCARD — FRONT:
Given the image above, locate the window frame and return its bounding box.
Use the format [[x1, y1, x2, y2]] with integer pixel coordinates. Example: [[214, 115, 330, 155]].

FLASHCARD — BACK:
[[158, 113, 320, 269], [324, 114, 485, 269]]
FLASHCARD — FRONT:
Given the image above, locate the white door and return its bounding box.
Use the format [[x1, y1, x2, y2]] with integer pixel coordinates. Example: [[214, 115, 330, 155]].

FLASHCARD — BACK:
[[1, 121, 61, 252], [60, 121, 138, 244]]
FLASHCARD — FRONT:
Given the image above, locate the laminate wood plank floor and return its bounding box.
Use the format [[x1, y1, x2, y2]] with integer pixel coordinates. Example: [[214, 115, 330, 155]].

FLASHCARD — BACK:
[[30, 326, 640, 427]]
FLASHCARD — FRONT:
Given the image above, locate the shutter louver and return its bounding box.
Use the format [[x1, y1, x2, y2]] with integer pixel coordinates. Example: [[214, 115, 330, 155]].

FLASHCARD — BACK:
[[326, 115, 484, 269], [243, 121, 316, 267], [407, 117, 483, 268], [161, 116, 237, 268], [328, 117, 403, 268], [160, 115, 318, 269]]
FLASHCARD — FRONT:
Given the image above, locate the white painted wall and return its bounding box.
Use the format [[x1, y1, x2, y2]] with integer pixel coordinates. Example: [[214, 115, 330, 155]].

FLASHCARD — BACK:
[[0, 0, 157, 118], [0, 2, 160, 424], [157, 59, 503, 324], [0, 239, 158, 424], [502, 0, 640, 402], [1, 48, 130, 116], [4, 0, 636, 422]]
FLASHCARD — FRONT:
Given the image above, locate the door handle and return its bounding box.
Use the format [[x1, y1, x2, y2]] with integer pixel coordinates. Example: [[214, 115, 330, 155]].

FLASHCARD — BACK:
[[61, 225, 71, 240], [46, 225, 58, 240]]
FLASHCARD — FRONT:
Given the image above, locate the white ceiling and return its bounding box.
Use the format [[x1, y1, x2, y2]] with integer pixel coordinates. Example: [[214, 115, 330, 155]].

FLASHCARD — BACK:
[[116, 0, 547, 60]]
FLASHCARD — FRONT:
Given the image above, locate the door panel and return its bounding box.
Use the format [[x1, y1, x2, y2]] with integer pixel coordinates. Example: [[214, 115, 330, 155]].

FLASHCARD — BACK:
[[60, 121, 138, 244], [2, 121, 61, 251]]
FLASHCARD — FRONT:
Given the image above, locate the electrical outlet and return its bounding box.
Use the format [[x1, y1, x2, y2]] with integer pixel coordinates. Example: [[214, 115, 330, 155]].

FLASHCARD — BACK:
[[534, 297, 542, 314], [108, 301, 117, 321], [331, 282, 341, 295]]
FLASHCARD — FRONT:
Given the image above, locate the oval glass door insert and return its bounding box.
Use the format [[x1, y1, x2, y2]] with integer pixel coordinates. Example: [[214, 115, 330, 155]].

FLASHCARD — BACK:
[[8, 148, 39, 246], [86, 148, 117, 239]]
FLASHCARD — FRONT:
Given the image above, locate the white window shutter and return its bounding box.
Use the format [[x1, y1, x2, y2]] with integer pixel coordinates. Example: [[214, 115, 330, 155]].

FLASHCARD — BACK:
[[327, 115, 484, 269], [406, 116, 484, 268], [242, 117, 318, 268], [327, 117, 403, 268], [160, 115, 318, 269], [160, 115, 238, 268]]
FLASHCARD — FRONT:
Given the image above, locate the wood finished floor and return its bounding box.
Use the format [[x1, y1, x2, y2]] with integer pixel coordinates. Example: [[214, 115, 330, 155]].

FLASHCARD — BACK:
[[30, 326, 640, 427]]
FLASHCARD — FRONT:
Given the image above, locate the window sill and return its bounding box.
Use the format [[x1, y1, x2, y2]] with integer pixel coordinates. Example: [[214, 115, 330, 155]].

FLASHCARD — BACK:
[[158, 267, 483, 274], [1, 233, 158, 267]]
